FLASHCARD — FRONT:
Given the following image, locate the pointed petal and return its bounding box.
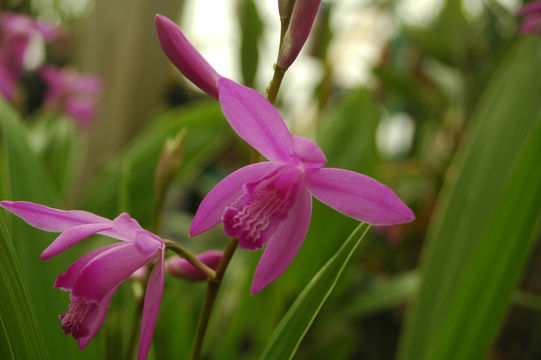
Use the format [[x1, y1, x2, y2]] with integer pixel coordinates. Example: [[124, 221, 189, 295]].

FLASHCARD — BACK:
[[190, 162, 280, 236], [55, 243, 121, 291], [41, 223, 113, 260], [0, 201, 109, 232], [72, 242, 159, 302], [155, 14, 220, 99], [307, 168, 414, 225], [251, 188, 312, 294], [137, 247, 165, 360], [218, 78, 294, 162], [292, 135, 326, 170]]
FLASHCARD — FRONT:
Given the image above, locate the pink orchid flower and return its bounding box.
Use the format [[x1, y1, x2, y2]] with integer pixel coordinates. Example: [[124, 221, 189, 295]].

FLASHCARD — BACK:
[[165, 250, 223, 281], [155, 14, 414, 294], [39, 65, 102, 127], [189, 78, 415, 294], [518, 1, 541, 34], [0, 201, 164, 360]]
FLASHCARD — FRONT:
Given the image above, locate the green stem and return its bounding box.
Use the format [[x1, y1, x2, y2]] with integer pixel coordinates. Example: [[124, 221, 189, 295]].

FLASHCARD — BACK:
[[164, 239, 217, 279], [189, 238, 238, 360], [266, 64, 287, 105]]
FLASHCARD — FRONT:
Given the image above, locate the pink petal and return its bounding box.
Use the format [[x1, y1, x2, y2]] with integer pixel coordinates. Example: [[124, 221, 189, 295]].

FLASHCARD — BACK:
[[155, 14, 220, 99], [55, 243, 121, 291], [306, 168, 414, 225], [0, 60, 18, 101], [137, 247, 165, 360], [251, 188, 312, 294], [41, 223, 113, 260], [292, 135, 326, 170], [218, 78, 294, 162], [72, 242, 159, 302], [520, 13, 541, 34], [76, 286, 117, 349], [190, 162, 281, 237], [165, 250, 223, 281], [0, 201, 109, 232]]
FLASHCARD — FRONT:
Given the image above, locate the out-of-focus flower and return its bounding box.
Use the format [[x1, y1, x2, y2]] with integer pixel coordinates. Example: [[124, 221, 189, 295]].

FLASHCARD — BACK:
[[0, 201, 164, 360], [0, 12, 59, 101], [189, 78, 415, 294], [277, 0, 322, 69], [518, 1, 541, 34], [165, 250, 223, 281], [39, 66, 102, 127]]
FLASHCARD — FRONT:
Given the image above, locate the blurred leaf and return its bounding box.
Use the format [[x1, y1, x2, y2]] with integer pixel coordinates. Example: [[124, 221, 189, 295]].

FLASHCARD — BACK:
[[81, 101, 230, 224], [398, 38, 541, 360], [260, 222, 370, 360], [0, 212, 48, 360], [338, 271, 419, 318], [317, 87, 380, 174], [237, 0, 263, 88]]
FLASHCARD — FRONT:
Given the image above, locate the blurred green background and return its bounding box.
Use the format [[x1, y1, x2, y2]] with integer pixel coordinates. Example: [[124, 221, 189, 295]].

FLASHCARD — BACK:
[[1, 0, 541, 359]]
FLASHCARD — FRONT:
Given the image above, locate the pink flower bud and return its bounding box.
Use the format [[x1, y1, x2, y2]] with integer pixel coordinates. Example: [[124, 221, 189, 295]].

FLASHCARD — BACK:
[[155, 14, 220, 99], [277, 0, 322, 68], [165, 250, 223, 281]]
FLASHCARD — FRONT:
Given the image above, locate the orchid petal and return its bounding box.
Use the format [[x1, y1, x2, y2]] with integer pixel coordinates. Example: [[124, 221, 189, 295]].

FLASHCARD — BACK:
[[72, 242, 159, 302], [137, 247, 165, 360], [190, 162, 281, 237], [218, 78, 294, 162], [155, 14, 220, 99], [55, 243, 121, 291], [307, 168, 415, 225], [518, 1, 541, 15], [75, 286, 118, 350], [292, 135, 326, 170], [0, 201, 109, 232], [41, 223, 113, 260], [251, 188, 312, 294]]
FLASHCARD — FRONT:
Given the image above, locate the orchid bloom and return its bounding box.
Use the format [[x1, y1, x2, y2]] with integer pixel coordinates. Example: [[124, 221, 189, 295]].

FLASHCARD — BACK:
[[155, 14, 414, 294], [518, 1, 541, 34], [0, 201, 164, 360], [165, 250, 223, 281], [0, 12, 59, 101], [39, 66, 102, 127], [189, 78, 415, 294]]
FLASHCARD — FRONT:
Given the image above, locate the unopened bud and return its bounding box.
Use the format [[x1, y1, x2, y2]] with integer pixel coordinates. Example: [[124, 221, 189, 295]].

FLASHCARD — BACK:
[[155, 129, 187, 205], [165, 250, 223, 281], [277, 0, 322, 69]]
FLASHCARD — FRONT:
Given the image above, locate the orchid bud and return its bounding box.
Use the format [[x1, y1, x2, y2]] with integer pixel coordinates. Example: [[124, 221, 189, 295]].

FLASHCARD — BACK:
[[277, 0, 322, 69], [155, 129, 187, 206], [155, 14, 220, 99], [165, 250, 223, 281]]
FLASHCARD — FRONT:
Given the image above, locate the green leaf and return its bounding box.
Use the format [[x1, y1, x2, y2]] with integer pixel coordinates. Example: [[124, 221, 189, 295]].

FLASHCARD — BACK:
[[260, 222, 371, 360], [0, 212, 48, 359], [398, 37, 541, 360]]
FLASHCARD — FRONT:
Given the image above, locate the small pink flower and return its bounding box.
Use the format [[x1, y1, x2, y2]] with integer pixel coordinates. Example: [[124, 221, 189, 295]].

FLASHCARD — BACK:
[[165, 250, 223, 281], [39, 66, 102, 127], [0, 201, 164, 360], [518, 1, 541, 34], [0, 12, 59, 101]]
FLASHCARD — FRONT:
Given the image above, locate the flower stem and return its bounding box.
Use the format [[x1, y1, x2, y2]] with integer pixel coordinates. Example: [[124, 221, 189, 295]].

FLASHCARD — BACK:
[[266, 64, 287, 105], [189, 237, 238, 360], [164, 239, 217, 279]]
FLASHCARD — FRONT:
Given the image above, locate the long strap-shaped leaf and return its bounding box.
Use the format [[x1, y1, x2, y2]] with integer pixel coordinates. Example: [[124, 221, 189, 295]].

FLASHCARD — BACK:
[[0, 213, 48, 359], [260, 222, 370, 360]]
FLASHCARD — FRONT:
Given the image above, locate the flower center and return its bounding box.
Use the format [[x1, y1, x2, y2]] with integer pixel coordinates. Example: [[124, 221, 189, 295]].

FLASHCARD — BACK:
[[223, 166, 304, 250], [59, 296, 98, 339]]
